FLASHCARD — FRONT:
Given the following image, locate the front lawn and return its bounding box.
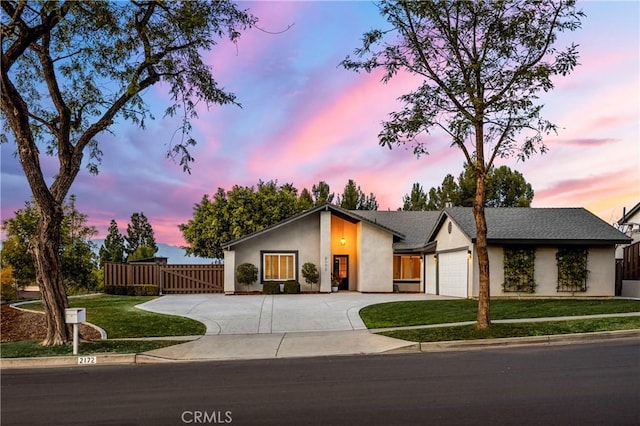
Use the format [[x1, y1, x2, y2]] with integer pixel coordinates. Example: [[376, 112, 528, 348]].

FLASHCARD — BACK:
[[19, 294, 206, 338], [360, 299, 640, 329], [381, 316, 640, 342]]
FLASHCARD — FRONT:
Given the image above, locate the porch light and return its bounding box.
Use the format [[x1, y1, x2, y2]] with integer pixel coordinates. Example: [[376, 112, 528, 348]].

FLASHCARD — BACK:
[[468, 250, 472, 260]]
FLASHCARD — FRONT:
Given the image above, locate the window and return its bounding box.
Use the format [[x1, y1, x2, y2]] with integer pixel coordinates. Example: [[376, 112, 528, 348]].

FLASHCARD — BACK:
[[262, 252, 297, 281], [393, 255, 421, 281]]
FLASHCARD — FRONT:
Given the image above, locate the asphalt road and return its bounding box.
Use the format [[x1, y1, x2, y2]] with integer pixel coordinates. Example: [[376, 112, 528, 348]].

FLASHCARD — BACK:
[[2, 339, 638, 425]]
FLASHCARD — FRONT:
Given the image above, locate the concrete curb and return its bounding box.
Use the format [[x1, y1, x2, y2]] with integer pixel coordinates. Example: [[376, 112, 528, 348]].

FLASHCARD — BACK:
[[0, 353, 136, 369], [416, 329, 640, 352]]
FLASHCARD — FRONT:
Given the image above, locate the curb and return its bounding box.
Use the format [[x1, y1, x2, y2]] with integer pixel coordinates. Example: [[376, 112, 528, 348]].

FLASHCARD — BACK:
[[0, 353, 136, 369], [417, 329, 640, 352]]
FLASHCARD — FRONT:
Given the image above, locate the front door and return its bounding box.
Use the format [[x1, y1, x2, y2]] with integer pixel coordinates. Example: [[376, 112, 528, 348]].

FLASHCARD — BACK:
[[333, 255, 349, 290]]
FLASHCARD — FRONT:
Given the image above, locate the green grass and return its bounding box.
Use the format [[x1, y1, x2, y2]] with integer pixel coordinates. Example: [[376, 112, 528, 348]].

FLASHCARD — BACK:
[[360, 299, 640, 329], [1, 339, 182, 358], [380, 316, 640, 342], [21, 294, 206, 338]]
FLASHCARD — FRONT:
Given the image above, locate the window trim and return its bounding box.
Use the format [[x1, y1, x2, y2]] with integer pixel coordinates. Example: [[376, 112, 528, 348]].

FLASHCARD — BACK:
[[260, 251, 298, 283]]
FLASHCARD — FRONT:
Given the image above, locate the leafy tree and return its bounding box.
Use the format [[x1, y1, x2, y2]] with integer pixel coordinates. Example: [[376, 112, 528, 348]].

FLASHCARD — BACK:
[[1, 265, 18, 301], [337, 179, 379, 210], [180, 180, 305, 258], [60, 195, 98, 292], [487, 166, 534, 208], [1, 197, 98, 293], [0, 201, 38, 286], [297, 188, 314, 211], [125, 213, 157, 261], [99, 220, 125, 266], [424, 164, 534, 209], [343, 0, 582, 328], [402, 182, 428, 211], [1, 1, 256, 345], [311, 181, 335, 206]]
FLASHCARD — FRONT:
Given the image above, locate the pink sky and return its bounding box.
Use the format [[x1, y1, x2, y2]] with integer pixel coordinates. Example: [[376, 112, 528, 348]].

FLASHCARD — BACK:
[[1, 1, 638, 248]]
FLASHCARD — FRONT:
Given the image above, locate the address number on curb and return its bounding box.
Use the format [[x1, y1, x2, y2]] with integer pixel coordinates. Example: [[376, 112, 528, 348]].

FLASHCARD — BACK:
[[78, 356, 97, 365]]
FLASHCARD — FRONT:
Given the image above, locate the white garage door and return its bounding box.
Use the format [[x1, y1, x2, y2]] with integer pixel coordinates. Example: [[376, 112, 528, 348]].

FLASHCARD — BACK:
[[438, 251, 468, 298]]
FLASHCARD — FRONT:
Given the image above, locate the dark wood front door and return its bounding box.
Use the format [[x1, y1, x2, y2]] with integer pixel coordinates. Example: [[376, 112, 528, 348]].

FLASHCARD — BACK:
[[333, 255, 349, 290]]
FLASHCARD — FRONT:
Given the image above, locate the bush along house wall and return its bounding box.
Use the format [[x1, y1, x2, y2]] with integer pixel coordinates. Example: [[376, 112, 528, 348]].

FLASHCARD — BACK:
[[556, 248, 589, 292], [502, 247, 536, 293]]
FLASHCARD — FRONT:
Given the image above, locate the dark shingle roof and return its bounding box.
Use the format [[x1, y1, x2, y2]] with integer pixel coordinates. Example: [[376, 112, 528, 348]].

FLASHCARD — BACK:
[[440, 207, 631, 245], [354, 210, 440, 251]]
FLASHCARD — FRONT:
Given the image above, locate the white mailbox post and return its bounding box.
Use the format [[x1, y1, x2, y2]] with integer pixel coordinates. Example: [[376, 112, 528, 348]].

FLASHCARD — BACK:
[[65, 308, 86, 355]]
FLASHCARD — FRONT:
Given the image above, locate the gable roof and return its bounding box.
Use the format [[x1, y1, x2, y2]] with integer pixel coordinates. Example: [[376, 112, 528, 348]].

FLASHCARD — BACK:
[[431, 207, 631, 246], [222, 204, 404, 249]]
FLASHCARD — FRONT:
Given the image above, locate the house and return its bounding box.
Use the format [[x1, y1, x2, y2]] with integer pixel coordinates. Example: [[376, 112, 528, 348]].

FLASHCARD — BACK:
[[222, 204, 630, 298]]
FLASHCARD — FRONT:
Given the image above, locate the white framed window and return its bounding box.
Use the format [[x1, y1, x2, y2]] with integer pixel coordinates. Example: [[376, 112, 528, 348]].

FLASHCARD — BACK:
[[393, 255, 421, 281], [261, 251, 297, 281]]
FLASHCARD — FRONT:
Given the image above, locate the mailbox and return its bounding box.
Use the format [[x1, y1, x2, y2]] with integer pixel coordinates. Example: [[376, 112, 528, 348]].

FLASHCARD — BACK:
[[65, 308, 86, 324]]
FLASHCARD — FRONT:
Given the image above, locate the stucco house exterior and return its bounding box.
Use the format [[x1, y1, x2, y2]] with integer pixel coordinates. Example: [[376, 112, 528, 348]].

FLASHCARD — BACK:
[[222, 204, 630, 298]]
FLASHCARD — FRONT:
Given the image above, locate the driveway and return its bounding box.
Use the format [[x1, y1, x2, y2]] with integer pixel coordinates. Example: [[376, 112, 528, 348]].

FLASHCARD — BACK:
[[137, 293, 452, 335]]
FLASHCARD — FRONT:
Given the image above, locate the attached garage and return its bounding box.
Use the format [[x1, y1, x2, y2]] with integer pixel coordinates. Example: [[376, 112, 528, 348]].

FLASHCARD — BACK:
[[437, 250, 469, 298]]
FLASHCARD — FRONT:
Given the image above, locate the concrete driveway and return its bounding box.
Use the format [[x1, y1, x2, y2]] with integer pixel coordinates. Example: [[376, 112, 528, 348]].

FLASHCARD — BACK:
[[137, 293, 451, 335]]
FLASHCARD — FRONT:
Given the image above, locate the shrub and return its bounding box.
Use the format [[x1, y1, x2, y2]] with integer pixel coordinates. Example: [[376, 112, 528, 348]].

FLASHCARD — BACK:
[[262, 282, 281, 294], [1, 282, 18, 302], [104, 285, 159, 296], [301, 262, 319, 291], [236, 263, 258, 290], [284, 280, 301, 294]]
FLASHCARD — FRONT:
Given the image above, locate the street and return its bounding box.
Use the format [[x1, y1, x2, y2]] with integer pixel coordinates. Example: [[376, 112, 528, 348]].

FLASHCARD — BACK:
[[2, 339, 638, 425]]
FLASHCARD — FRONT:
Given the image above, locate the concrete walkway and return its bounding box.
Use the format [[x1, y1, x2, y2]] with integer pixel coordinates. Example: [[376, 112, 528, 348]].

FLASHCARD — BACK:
[[137, 293, 454, 335], [136, 293, 454, 361]]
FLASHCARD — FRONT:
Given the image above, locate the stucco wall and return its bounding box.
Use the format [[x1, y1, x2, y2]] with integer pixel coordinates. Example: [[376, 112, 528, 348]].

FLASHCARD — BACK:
[[228, 214, 321, 292], [358, 222, 393, 292], [434, 218, 472, 250], [486, 246, 616, 298]]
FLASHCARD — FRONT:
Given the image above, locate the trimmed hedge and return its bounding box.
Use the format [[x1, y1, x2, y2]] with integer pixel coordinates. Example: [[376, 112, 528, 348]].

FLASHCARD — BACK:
[[104, 285, 159, 296], [283, 280, 301, 294], [262, 282, 281, 294]]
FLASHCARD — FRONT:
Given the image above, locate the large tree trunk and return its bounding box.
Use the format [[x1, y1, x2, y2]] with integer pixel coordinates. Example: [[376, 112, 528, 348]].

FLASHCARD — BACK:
[[473, 170, 491, 330], [31, 204, 71, 346]]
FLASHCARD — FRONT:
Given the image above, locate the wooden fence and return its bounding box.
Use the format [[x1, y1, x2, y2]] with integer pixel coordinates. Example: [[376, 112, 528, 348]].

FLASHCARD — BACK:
[[622, 241, 640, 280], [104, 262, 224, 294]]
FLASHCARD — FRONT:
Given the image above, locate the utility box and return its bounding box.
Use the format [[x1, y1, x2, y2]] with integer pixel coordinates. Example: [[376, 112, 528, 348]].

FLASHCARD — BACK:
[[65, 308, 86, 324]]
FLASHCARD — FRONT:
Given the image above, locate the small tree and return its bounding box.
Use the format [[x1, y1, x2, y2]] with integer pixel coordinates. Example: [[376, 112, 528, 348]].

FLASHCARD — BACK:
[[236, 263, 258, 292], [301, 262, 319, 292], [343, 0, 583, 329], [99, 220, 125, 266]]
